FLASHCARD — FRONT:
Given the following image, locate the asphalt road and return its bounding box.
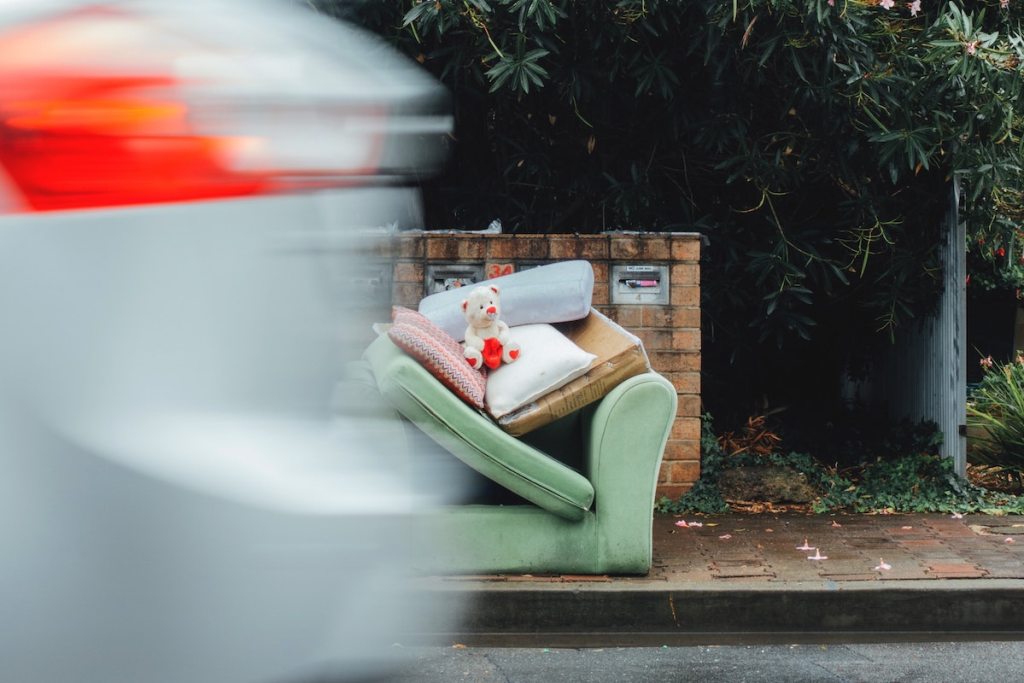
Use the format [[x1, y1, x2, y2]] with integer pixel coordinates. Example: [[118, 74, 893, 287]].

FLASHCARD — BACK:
[[383, 641, 1024, 682]]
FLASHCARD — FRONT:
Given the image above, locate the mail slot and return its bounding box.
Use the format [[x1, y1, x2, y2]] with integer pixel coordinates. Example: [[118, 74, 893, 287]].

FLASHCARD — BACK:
[[425, 263, 484, 295], [610, 263, 669, 304]]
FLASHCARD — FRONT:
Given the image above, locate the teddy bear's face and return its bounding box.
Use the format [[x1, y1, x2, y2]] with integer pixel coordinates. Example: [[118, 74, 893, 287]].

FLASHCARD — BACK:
[[461, 285, 501, 329]]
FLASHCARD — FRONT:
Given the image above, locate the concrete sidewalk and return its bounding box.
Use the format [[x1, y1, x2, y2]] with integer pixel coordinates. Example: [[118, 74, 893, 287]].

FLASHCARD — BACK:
[[414, 513, 1024, 645]]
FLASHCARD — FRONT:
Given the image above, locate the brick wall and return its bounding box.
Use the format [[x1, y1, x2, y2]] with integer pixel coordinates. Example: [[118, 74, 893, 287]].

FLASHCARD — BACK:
[[387, 231, 702, 497]]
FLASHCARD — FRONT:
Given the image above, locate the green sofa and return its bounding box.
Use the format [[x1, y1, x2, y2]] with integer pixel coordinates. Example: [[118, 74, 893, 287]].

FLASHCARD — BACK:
[[361, 333, 677, 575]]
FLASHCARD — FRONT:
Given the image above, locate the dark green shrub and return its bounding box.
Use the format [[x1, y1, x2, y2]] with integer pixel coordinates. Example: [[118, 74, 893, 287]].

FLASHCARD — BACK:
[[968, 356, 1024, 473]]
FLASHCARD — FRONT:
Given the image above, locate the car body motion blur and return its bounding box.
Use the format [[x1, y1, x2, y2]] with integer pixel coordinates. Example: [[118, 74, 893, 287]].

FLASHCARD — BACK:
[[0, 1, 456, 681]]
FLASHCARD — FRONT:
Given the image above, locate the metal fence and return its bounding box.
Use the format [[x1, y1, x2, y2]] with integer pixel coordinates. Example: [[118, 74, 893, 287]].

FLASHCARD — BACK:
[[873, 182, 967, 474]]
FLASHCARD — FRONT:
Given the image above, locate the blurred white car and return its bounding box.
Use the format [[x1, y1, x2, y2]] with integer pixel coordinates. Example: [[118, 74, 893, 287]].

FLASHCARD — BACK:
[[0, 1, 455, 681]]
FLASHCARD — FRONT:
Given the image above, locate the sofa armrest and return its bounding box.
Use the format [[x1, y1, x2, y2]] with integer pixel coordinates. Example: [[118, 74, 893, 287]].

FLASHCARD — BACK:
[[584, 372, 676, 572]]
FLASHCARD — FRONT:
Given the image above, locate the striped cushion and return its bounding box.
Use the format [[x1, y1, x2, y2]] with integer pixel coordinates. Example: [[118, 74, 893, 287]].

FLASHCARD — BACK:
[[388, 307, 486, 409]]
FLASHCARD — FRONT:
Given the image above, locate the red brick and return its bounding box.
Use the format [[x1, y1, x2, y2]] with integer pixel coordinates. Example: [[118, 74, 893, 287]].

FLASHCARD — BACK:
[[579, 236, 610, 260], [671, 236, 701, 261], [675, 307, 701, 329], [642, 306, 698, 329], [640, 306, 701, 330], [640, 236, 671, 259], [656, 484, 693, 500], [649, 351, 701, 373], [636, 329, 673, 350], [674, 372, 701, 395], [548, 235, 610, 260], [672, 328, 701, 351], [659, 459, 700, 485], [592, 282, 609, 305], [640, 306, 671, 328], [663, 439, 700, 461], [458, 237, 486, 259], [485, 237, 517, 259], [671, 263, 700, 286], [392, 282, 424, 307], [671, 417, 701, 441], [671, 285, 700, 306], [425, 236, 458, 259], [548, 237, 578, 260], [510, 236, 550, 259], [396, 234, 424, 258], [600, 306, 642, 328], [610, 236, 640, 259], [677, 394, 702, 417], [610, 235, 671, 260], [393, 261, 423, 283], [590, 261, 609, 284]]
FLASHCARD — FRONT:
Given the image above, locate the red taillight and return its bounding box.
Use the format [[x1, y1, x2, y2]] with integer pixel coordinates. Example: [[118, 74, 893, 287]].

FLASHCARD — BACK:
[[0, 7, 387, 213], [1, 74, 273, 211]]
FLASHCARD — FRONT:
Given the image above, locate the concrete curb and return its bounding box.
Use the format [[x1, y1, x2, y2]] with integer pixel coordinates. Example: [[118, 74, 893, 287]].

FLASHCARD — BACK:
[[411, 580, 1024, 646]]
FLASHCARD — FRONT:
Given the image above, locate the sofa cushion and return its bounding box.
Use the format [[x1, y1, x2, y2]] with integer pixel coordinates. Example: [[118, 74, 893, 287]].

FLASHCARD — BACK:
[[485, 324, 596, 418], [417, 260, 594, 341], [387, 307, 486, 409], [364, 334, 595, 521]]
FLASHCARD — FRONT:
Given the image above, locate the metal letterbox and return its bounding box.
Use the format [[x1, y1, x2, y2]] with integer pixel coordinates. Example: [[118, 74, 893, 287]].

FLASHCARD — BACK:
[[610, 263, 670, 305], [425, 263, 484, 295]]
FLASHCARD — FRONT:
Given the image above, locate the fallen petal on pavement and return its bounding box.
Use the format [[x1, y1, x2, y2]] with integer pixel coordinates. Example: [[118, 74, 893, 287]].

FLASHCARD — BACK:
[[808, 548, 828, 560], [796, 539, 814, 550], [873, 558, 892, 571]]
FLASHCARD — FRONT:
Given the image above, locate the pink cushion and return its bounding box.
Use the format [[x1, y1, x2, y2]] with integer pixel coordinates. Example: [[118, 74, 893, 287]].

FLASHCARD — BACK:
[[387, 307, 486, 409]]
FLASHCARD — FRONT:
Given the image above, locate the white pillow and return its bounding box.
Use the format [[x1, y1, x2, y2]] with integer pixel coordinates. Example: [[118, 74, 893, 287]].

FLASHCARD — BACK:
[[485, 324, 596, 419], [418, 260, 594, 341]]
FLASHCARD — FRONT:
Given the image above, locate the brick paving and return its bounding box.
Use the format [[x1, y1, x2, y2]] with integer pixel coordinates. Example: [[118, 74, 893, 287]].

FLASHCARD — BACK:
[[440, 512, 1024, 585], [644, 512, 1024, 584], [424, 512, 1024, 642]]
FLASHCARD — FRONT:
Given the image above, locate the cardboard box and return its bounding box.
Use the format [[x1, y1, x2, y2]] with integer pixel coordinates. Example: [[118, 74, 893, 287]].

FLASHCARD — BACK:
[[497, 308, 650, 436]]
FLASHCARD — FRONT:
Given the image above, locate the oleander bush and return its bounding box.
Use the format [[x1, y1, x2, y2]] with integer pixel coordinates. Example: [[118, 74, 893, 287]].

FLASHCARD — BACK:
[[320, 1, 1024, 419]]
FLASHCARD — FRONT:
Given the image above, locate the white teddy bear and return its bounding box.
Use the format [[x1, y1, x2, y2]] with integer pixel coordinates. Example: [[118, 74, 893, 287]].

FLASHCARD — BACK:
[[461, 285, 520, 370]]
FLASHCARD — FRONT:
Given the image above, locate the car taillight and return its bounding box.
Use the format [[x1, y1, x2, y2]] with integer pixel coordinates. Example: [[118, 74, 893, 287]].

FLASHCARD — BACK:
[[0, 6, 390, 213]]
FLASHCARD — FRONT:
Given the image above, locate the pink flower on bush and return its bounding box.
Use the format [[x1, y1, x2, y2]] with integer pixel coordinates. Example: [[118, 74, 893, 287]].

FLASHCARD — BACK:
[[1001, 0, 1009, 9], [966, 40, 979, 55], [879, 0, 895, 8], [980, 355, 995, 370], [908, 0, 921, 16]]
